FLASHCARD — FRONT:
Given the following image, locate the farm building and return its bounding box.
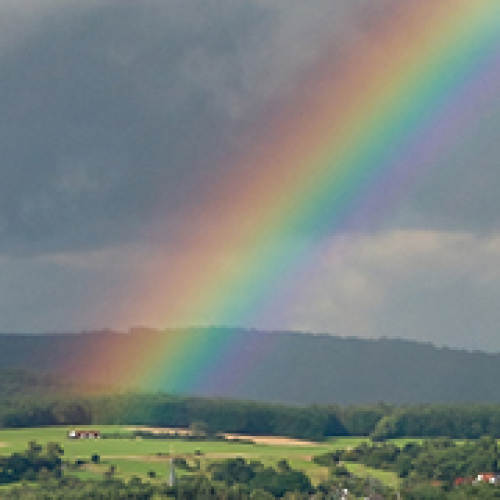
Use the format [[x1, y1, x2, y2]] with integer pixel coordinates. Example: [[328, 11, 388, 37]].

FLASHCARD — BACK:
[[68, 430, 101, 439], [476, 473, 499, 484]]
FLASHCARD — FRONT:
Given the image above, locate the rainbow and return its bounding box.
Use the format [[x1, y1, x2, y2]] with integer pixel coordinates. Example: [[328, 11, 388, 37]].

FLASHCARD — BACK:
[[75, 1, 500, 394]]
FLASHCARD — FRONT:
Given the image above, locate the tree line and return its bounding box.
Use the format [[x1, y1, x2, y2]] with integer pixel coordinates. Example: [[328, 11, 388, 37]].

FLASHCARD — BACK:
[[370, 405, 500, 440], [3, 391, 500, 441]]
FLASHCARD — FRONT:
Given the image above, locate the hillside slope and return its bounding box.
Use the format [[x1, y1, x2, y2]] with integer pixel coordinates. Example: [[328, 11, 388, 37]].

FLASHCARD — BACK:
[[0, 329, 498, 405]]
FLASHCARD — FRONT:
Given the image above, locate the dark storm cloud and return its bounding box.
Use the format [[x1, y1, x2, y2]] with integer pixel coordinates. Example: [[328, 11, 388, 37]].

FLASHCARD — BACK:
[[0, 0, 498, 259], [0, 1, 279, 255], [0, 0, 410, 257]]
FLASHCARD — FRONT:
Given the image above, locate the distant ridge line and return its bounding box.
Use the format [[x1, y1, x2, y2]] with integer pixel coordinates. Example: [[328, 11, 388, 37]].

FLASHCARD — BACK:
[[0, 327, 499, 405]]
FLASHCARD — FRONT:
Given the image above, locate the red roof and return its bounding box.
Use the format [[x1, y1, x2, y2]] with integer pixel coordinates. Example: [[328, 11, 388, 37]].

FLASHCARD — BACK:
[[478, 473, 495, 481]]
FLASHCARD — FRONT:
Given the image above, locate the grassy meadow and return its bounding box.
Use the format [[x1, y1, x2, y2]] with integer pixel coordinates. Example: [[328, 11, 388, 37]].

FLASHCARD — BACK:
[[0, 426, 401, 488]]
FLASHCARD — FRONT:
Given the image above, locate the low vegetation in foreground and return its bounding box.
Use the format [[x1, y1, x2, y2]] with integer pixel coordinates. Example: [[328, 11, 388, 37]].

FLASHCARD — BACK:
[[0, 426, 499, 498]]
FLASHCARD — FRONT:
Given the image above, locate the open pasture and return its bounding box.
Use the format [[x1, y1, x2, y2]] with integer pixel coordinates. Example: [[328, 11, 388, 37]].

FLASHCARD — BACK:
[[0, 426, 399, 486]]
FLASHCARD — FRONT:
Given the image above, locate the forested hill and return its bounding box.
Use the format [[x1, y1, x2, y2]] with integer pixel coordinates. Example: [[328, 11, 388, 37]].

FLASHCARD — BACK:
[[0, 328, 499, 405]]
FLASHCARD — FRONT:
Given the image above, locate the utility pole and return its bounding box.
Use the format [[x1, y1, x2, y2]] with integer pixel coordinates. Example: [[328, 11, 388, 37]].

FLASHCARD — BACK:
[[168, 444, 176, 487]]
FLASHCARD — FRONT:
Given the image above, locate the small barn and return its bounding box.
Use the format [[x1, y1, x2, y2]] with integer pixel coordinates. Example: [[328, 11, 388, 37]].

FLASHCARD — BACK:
[[68, 430, 101, 439], [476, 473, 498, 484]]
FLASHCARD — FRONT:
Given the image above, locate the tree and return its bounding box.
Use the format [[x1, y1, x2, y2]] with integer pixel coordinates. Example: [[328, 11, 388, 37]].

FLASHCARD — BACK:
[[104, 465, 116, 479], [189, 420, 210, 438]]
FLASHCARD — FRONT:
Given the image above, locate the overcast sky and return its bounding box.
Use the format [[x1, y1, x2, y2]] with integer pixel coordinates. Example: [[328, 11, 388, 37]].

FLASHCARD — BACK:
[[1, 1, 499, 352]]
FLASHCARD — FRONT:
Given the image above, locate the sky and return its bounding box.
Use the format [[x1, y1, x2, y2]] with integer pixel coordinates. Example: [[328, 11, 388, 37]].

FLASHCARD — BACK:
[[0, 0, 500, 352]]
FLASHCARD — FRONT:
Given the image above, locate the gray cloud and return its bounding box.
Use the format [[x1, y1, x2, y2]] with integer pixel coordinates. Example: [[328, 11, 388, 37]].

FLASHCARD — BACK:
[[283, 230, 500, 352], [0, 0, 408, 256], [0, 246, 142, 332], [0, 1, 272, 254], [396, 110, 500, 233]]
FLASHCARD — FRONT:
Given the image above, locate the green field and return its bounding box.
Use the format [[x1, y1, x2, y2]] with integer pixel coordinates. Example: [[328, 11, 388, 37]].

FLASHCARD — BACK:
[[0, 426, 400, 487]]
